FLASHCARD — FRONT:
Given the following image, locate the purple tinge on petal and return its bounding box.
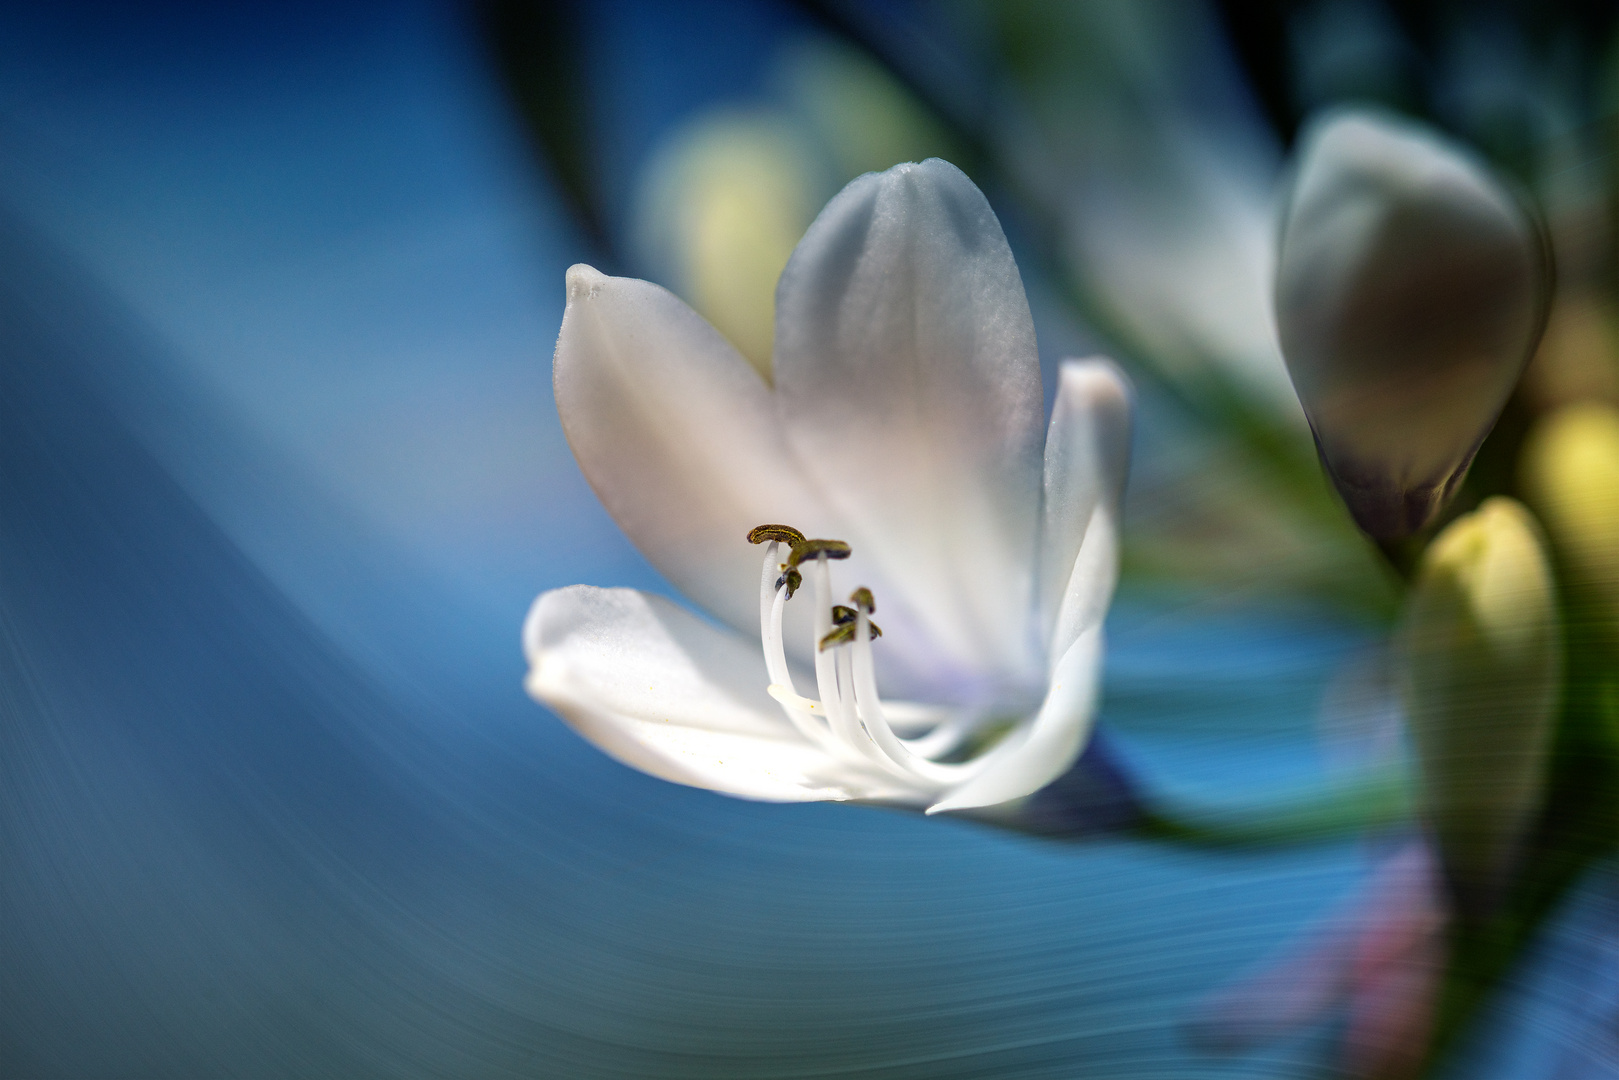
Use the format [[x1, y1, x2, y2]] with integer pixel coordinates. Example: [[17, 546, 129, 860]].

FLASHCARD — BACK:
[[772, 158, 1045, 691]]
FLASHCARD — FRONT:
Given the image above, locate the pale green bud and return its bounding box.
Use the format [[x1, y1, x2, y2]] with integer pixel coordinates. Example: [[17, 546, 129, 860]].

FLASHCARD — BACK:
[[1519, 402, 1619, 638], [1276, 110, 1549, 539], [1399, 498, 1562, 913]]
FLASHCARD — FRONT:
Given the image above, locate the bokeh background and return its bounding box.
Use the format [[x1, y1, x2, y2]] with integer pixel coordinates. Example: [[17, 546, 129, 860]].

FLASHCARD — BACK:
[[3, 2, 1615, 1077]]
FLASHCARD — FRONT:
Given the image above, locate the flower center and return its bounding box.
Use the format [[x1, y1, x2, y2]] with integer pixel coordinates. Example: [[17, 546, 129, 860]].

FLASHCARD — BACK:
[[747, 524, 991, 789]]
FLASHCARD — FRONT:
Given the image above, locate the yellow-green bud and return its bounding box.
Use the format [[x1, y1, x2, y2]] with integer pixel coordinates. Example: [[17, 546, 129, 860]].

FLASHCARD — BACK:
[[1519, 403, 1619, 639], [634, 112, 819, 381], [1399, 498, 1562, 914]]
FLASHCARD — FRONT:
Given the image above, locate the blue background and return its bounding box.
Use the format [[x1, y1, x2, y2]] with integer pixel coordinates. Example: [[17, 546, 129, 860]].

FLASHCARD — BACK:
[[3, 3, 1606, 1076]]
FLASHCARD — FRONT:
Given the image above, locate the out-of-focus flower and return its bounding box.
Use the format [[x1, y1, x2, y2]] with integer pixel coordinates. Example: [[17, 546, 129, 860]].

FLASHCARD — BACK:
[[633, 38, 956, 383], [525, 160, 1131, 813], [1523, 293, 1619, 410], [1275, 110, 1549, 539], [1519, 402, 1619, 636], [634, 112, 822, 380], [772, 36, 956, 184], [991, 0, 1298, 414], [1520, 123, 1619, 411], [1187, 838, 1445, 1080], [1399, 497, 1562, 912], [980, 2, 1410, 614]]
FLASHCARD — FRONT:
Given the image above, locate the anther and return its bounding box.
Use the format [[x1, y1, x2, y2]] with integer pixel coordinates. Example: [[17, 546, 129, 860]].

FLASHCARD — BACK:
[[748, 524, 807, 546], [774, 567, 803, 599], [787, 538, 852, 569], [849, 587, 875, 614], [831, 605, 857, 626], [818, 617, 881, 650]]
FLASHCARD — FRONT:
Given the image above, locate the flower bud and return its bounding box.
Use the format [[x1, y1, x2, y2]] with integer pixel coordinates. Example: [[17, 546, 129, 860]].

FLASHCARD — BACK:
[[1518, 402, 1619, 638], [1275, 110, 1550, 539], [1399, 498, 1562, 914]]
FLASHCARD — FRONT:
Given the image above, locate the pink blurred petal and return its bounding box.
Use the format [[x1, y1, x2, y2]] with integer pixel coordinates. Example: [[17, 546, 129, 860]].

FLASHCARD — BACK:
[[1342, 933, 1443, 1080], [1186, 838, 1447, 1065], [1183, 929, 1355, 1052]]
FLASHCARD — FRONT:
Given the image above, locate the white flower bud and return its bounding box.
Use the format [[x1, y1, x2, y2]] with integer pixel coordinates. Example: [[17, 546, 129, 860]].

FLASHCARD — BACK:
[[1276, 110, 1549, 539], [1399, 498, 1562, 913]]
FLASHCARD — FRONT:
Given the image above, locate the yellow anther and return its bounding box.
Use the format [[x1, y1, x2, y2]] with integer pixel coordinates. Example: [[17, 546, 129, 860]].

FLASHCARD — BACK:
[[786, 538, 852, 569], [818, 617, 882, 650], [774, 567, 803, 599], [748, 524, 807, 546], [849, 587, 875, 614]]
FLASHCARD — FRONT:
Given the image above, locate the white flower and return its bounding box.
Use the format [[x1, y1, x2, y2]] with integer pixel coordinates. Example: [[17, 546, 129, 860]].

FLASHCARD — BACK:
[[523, 159, 1131, 814]]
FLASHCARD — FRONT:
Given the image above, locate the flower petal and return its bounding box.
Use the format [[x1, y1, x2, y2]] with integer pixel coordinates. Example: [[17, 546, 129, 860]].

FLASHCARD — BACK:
[[1038, 358, 1131, 667], [524, 585, 918, 803], [925, 623, 1104, 814], [552, 264, 836, 641], [772, 159, 1045, 689]]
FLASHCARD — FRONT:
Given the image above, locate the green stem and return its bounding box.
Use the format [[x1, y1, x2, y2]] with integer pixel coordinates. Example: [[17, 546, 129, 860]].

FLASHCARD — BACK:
[[1133, 767, 1415, 848], [984, 764, 1416, 848], [1375, 534, 1423, 584]]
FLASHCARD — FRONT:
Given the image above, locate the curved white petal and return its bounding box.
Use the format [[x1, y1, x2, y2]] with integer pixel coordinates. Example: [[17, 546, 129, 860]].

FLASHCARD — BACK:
[[553, 264, 838, 642], [1038, 358, 1131, 667], [524, 585, 921, 803], [773, 159, 1044, 690], [926, 624, 1105, 815]]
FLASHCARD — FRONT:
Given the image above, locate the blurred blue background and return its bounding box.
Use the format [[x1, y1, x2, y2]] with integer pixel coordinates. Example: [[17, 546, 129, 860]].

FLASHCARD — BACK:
[[2, 2, 1613, 1076]]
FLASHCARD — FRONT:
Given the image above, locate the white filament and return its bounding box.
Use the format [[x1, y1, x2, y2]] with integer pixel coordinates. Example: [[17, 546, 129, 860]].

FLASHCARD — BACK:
[[850, 609, 976, 784], [758, 544, 840, 754], [758, 542, 794, 691], [808, 555, 839, 721], [756, 542, 1000, 789]]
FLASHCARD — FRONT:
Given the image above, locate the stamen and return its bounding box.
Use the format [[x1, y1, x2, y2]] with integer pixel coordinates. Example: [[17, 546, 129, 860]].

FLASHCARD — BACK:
[[819, 587, 882, 649], [786, 538, 851, 569], [819, 619, 882, 650], [828, 643, 869, 753], [774, 567, 803, 599], [747, 531, 1011, 787], [809, 553, 839, 716], [759, 547, 793, 690], [748, 524, 807, 546], [803, 553, 898, 770], [759, 540, 781, 652], [849, 607, 975, 784], [755, 534, 844, 756]]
